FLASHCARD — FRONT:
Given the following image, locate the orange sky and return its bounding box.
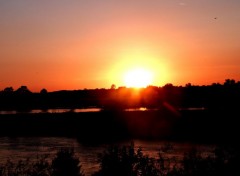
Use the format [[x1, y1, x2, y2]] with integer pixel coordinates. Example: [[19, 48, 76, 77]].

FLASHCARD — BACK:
[[0, 0, 240, 92]]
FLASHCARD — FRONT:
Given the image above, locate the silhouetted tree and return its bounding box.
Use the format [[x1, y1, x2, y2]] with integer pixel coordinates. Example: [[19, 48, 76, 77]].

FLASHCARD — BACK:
[[3, 87, 14, 93], [185, 83, 192, 87], [40, 88, 48, 94], [93, 143, 158, 176], [52, 148, 84, 176], [224, 79, 235, 86], [163, 83, 174, 89], [110, 84, 116, 90], [16, 86, 31, 94]]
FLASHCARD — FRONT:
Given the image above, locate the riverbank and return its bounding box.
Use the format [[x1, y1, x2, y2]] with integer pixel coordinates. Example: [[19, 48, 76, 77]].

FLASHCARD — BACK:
[[0, 108, 239, 144]]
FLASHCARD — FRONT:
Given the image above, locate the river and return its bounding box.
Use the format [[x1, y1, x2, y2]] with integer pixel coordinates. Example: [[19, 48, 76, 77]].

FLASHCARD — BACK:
[[0, 107, 206, 114]]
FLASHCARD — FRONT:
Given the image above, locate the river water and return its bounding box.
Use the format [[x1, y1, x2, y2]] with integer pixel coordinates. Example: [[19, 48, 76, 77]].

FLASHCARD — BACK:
[[0, 137, 215, 176], [0, 107, 206, 114], [0, 107, 212, 175]]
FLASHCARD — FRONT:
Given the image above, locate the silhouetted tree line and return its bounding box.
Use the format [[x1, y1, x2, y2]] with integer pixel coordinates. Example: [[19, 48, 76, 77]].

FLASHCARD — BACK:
[[0, 79, 239, 111], [0, 79, 240, 143]]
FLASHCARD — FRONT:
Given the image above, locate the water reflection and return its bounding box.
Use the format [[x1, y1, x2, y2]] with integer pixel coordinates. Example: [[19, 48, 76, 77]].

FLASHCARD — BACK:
[[125, 107, 148, 111], [0, 110, 18, 114], [0, 107, 207, 115], [0, 108, 101, 114], [0, 107, 149, 114]]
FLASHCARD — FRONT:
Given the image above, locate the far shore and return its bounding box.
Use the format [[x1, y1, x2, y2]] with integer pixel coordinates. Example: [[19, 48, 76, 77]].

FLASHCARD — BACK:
[[0, 108, 239, 145]]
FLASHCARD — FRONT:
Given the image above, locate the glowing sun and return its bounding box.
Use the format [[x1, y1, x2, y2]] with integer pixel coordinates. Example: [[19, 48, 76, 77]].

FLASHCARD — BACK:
[[124, 68, 153, 88]]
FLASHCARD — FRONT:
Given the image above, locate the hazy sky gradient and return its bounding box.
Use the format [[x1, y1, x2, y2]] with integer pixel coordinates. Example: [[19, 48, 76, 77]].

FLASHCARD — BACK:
[[1, 0, 240, 91]]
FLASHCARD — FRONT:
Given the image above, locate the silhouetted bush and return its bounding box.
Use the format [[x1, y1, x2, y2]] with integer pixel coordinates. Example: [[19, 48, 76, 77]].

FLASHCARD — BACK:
[[0, 149, 84, 176], [93, 143, 158, 176], [165, 145, 240, 176], [94, 143, 239, 176], [0, 155, 51, 176], [52, 148, 84, 176]]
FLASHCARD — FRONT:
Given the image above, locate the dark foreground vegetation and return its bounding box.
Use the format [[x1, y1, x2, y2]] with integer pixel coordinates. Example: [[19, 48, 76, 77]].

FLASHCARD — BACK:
[[0, 143, 239, 176], [0, 148, 84, 176], [93, 143, 240, 176]]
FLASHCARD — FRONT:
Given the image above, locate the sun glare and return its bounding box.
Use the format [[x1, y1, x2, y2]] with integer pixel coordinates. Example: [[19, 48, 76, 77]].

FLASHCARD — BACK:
[[124, 68, 153, 88], [107, 42, 170, 88]]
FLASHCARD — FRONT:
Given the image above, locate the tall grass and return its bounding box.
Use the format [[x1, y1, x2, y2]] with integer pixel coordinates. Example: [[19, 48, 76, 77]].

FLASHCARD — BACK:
[[0, 148, 84, 176]]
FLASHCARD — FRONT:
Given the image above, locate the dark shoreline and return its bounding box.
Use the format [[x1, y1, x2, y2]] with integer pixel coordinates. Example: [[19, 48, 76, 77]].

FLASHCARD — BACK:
[[0, 109, 238, 145]]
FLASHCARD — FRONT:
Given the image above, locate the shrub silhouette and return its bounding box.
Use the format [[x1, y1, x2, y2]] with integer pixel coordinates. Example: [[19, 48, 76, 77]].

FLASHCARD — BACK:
[[0, 155, 51, 176], [93, 143, 239, 176], [93, 143, 158, 176], [134, 148, 158, 176], [52, 148, 84, 176]]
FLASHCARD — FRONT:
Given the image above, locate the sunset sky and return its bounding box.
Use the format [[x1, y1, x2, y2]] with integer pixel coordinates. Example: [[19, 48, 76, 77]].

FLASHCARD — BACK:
[[0, 0, 240, 92]]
